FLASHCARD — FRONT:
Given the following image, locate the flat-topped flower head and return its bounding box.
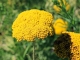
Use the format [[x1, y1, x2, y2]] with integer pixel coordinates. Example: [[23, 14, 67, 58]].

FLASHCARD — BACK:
[[12, 9, 54, 41]]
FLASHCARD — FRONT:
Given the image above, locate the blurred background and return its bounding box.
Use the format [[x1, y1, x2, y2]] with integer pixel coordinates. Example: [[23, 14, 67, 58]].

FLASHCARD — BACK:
[[0, 0, 80, 60]]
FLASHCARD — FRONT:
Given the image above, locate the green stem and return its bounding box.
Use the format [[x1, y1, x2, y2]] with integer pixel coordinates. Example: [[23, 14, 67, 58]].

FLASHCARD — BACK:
[[23, 43, 32, 58], [33, 41, 35, 60]]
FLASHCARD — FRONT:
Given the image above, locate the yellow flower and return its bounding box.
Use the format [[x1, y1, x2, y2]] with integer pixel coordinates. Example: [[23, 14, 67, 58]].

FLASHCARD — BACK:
[[53, 5, 61, 13], [58, 0, 67, 6], [53, 0, 70, 12], [54, 32, 80, 60], [54, 33, 71, 58], [12, 9, 54, 41], [66, 4, 70, 11], [53, 18, 68, 35], [65, 32, 80, 60]]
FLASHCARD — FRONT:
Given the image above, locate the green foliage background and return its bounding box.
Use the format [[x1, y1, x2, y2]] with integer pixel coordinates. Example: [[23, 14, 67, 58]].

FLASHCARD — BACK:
[[0, 0, 80, 60]]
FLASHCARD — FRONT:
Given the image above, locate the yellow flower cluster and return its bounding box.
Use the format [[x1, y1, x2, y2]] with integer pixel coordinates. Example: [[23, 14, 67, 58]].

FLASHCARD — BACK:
[[12, 9, 54, 41], [53, 0, 70, 13], [65, 32, 80, 60], [53, 18, 68, 35]]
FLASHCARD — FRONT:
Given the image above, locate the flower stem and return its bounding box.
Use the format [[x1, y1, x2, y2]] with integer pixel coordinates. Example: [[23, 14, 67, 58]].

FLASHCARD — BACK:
[[33, 41, 35, 60]]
